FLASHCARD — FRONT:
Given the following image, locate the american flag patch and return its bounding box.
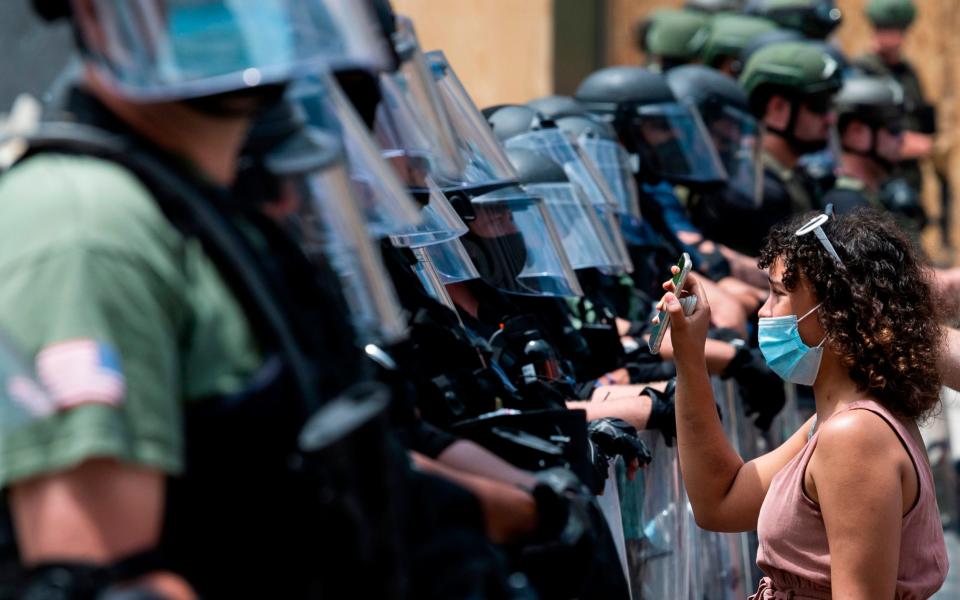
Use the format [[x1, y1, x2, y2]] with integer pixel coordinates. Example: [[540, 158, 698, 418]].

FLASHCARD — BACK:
[[35, 339, 126, 409]]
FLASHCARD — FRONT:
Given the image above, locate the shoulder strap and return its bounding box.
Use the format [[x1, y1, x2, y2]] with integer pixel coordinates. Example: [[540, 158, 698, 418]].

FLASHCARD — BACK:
[[8, 123, 324, 415]]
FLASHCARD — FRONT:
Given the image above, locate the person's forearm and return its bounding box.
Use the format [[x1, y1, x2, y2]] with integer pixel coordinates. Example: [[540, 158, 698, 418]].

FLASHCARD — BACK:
[[410, 452, 538, 544], [438, 440, 538, 490], [939, 327, 960, 391], [674, 350, 744, 526], [718, 246, 767, 289], [568, 390, 652, 430], [657, 337, 737, 375]]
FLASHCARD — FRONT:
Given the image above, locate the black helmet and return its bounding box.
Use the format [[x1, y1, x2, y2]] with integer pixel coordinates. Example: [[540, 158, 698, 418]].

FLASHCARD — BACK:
[[667, 65, 762, 204], [485, 104, 552, 143], [666, 64, 750, 116], [552, 115, 642, 219], [575, 66, 676, 116], [552, 114, 618, 142], [506, 147, 569, 185], [526, 95, 589, 119], [743, 0, 843, 40], [576, 66, 726, 186]]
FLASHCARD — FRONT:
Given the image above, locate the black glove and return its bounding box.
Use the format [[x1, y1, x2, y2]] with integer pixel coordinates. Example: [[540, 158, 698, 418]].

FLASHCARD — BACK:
[[529, 468, 593, 548], [642, 380, 677, 446], [625, 351, 677, 384], [588, 418, 653, 470], [722, 345, 786, 431]]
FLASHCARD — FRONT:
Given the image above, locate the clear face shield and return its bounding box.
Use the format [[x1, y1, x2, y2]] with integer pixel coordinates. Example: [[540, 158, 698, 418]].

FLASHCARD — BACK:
[[523, 182, 623, 274], [423, 51, 521, 189], [292, 74, 467, 248], [629, 102, 728, 185], [73, 0, 394, 101], [576, 134, 643, 220], [503, 129, 634, 275], [265, 128, 408, 345], [420, 237, 482, 286], [703, 104, 764, 206], [461, 187, 583, 298]]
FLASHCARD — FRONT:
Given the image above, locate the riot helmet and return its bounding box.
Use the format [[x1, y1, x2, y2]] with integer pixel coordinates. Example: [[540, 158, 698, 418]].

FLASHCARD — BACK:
[[739, 41, 842, 155], [457, 186, 583, 298], [507, 146, 625, 275], [700, 13, 779, 75], [833, 74, 906, 170], [526, 95, 590, 119], [743, 0, 843, 40], [486, 104, 633, 274], [576, 66, 727, 187], [667, 65, 763, 205], [551, 114, 641, 220], [56, 0, 395, 102], [866, 0, 916, 30], [240, 111, 409, 345], [643, 9, 712, 71], [292, 74, 467, 248]]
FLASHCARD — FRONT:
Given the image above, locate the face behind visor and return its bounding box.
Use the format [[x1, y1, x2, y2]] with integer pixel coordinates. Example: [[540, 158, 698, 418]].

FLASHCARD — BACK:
[[251, 123, 409, 345], [459, 187, 583, 299], [667, 64, 764, 208], [291, 74, 468, 248], [504, 145, 630, 277], [70, 0, 394, 102], [576, 66, 728, 188]]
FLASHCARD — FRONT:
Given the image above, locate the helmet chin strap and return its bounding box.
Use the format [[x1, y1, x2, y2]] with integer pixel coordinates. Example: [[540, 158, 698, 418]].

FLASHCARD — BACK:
[[765, 99, 829, 156], [842, 126, 896, 172]]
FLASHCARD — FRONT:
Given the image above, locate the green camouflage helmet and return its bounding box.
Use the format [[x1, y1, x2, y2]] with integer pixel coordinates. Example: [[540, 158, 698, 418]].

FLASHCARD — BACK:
[[739, 41, 843, 113], [700, 13, 779, 67], [865, 0, 916, 30], [645, 9, 712, 61], [743, 0, 842, 40]]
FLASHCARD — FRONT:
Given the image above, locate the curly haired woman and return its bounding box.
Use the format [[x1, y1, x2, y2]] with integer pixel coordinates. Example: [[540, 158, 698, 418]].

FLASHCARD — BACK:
[[658, 208, 948, 598]]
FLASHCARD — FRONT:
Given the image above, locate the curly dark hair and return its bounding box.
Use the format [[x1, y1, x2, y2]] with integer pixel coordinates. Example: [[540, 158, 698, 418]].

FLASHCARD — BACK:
[[759, 208, 942, 419]]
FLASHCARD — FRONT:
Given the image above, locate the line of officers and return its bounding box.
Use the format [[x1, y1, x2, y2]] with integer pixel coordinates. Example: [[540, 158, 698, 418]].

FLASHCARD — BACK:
[[0, 1, 945, 599]]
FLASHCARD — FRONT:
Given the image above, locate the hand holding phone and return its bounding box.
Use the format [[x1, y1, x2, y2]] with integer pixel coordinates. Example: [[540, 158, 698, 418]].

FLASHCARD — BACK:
[[648, 253, 696, 354]]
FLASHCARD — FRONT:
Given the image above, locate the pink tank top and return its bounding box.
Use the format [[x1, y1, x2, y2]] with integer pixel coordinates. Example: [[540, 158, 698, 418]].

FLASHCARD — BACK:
[[753, 399, 948, 600]]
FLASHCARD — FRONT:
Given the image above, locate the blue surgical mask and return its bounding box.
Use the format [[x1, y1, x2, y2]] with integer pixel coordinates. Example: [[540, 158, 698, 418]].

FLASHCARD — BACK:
[[758, 303, 825, 386]]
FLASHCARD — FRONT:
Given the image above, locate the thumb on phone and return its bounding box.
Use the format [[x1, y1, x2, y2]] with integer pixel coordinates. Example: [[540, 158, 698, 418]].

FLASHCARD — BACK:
[[663, 292, 687, 331]]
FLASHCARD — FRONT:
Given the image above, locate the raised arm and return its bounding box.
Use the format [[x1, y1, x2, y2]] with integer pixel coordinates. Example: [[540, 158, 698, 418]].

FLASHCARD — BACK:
[[663, 271, 813, 532]]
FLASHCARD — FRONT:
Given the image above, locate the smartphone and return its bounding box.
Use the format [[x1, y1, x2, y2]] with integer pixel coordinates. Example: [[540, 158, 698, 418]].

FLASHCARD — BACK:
[[648, 252, 693, 355]]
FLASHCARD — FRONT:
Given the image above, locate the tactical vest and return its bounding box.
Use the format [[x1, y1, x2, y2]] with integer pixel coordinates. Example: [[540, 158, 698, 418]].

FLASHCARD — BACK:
[[0, 89, 408, 599]]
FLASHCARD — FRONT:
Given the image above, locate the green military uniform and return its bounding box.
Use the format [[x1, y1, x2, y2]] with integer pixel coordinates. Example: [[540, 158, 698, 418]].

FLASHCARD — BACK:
[[855, 0, 929, 195], [853, 53, 928, 193], [762, 149, 816, 214], [0, 154, 261, 486]]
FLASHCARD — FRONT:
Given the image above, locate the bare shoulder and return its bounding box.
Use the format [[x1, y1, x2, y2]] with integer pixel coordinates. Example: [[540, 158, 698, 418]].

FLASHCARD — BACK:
[[814, 407, 910, 468]]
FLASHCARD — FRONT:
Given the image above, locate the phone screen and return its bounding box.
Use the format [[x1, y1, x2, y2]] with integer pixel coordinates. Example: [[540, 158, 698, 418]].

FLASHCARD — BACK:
[[648, 253, 691, 354]]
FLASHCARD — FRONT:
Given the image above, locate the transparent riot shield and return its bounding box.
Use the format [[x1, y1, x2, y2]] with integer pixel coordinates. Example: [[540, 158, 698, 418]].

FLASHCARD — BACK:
[[619, 429, 683, 598]]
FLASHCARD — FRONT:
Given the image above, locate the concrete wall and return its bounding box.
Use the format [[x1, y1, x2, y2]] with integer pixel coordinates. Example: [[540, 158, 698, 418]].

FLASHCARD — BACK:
[[391, 0, 555, 110]]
